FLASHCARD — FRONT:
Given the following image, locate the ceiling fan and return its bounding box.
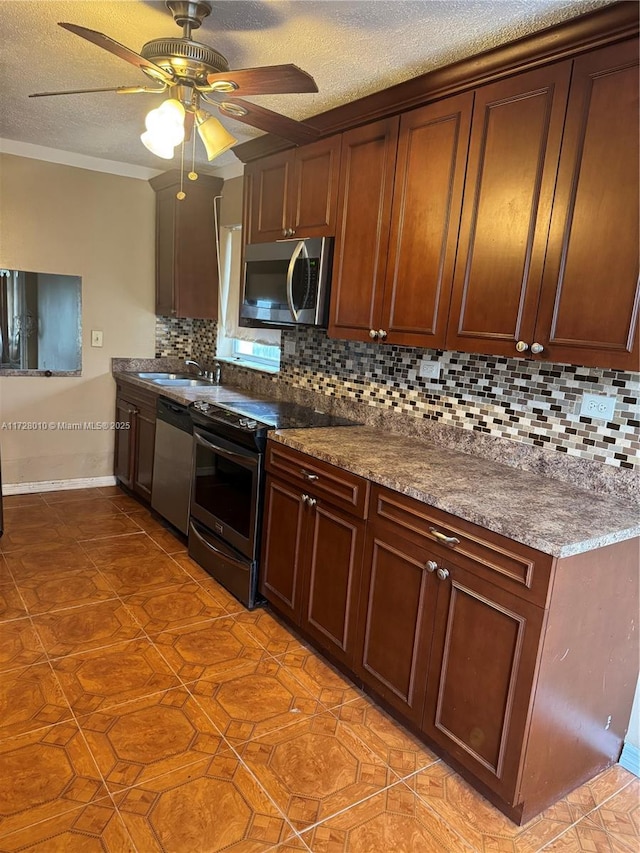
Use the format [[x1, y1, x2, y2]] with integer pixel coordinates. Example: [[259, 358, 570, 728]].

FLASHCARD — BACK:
[[29, 0, 321, 162]]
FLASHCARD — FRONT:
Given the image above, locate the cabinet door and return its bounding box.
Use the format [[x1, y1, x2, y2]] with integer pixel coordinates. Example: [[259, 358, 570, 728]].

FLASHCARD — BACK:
[[329, 117, 399, 342], [173, 183, 218, 319], [534, 40, 639, 370], [155, 187, 177, 317], [446, 63, 571, 358], [246, 151, 291, 243], [260, 475, 306, 624], [356, 527, 437, 725], [423, 559, 544, 804], [132, 403, 156, 503], [383, 94, 473, 348], [290, 136, 341, 238], [114, 397, 135, 489], [301, 500, 364, 667]]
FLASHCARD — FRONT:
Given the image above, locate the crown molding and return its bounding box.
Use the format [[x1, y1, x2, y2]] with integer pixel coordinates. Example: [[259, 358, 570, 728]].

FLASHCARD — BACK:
[[0, 138, 163, 180]]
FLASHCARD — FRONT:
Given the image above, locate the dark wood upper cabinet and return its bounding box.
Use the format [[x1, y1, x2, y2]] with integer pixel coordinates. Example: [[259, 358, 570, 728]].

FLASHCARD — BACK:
[[382, 93, 473, 348], [533, 39, 639, 370], [150, 171, 222, 319], [245, 150, 290, 243], [446, 62, 572, 357], [245, 136, 341, 243], [329, 117, 400, 341]]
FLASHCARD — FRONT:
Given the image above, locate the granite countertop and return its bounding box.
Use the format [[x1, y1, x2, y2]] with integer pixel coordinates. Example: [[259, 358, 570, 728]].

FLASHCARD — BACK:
[[114, 370, 271, 409], [269, 427, 640, 558]]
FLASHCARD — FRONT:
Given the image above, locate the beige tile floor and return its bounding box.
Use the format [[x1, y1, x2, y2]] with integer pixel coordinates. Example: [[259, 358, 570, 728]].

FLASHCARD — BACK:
[[0, 486, 637, 852]]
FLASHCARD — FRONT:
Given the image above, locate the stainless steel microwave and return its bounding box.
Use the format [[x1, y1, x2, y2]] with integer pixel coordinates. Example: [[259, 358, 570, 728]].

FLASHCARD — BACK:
[[240, 237, 333, 329]]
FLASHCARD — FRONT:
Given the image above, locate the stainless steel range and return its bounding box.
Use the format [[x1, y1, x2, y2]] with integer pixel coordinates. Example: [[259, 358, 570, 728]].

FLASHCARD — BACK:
[[188, 399, 357, 609]]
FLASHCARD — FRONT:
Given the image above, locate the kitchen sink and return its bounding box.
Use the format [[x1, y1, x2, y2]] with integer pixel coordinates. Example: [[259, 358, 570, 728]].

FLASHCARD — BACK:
[[135, 372, 195, 380], [150, 378, 212, 387]]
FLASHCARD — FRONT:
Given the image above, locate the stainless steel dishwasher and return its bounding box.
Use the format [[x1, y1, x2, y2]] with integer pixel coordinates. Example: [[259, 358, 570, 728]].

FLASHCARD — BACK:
[[151, 397, 193, 535]]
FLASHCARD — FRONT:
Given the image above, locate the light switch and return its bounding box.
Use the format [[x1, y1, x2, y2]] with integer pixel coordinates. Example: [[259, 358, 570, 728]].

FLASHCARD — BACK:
[[91, 330, 103, 347]]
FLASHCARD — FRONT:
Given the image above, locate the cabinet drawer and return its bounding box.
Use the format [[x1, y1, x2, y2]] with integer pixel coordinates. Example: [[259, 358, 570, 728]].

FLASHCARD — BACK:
[[266, 442, 369, 519], [370, 485, 553, 607]]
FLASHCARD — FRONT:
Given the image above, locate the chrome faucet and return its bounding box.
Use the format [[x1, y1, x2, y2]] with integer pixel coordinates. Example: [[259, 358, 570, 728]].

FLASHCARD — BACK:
[[204, 361, 222, 384], [184, 358, 204, 376]]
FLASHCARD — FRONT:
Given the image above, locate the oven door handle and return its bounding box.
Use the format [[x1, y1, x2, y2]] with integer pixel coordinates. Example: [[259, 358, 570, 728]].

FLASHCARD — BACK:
[[194, 431, 259, 469], [189, 520, 247, 563], [286, 240, 307, 322]]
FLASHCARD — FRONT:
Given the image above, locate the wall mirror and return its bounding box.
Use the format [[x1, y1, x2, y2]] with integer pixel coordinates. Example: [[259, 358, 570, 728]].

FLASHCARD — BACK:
[[0, 269, 82, 374]]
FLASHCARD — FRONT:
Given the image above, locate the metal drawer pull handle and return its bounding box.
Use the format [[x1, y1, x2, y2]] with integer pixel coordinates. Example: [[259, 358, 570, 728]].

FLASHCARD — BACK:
[[429, 527, 460, 547], [426, 560, 438, 572], [300, 469, 319, 481], [436, 567, 450, 581]]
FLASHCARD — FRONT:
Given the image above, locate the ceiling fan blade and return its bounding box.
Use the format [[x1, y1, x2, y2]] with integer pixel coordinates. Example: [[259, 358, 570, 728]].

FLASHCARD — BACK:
[[214, 98, 319, 144], [205, 64, 318, 96], [29, 85, 164, 98], [58, 22, 174, 83]]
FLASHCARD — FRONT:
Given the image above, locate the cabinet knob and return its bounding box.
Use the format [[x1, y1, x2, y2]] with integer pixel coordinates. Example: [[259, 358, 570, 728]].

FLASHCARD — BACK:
[[282, 229, 288, 238], [436, 567, 450, 581], [307, 497, 317, 508], [301, 494, 309, 504], [378, 329, 388, 340], [426, 560, 438, 573], [369, 329, 379, 340], [290, 228, 296, 237], [515, 341, 529, 353], [531, 342, 544, 354]]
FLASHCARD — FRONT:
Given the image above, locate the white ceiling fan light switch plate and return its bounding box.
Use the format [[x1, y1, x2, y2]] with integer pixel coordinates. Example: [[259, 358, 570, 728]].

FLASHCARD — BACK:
[[91, 330, 103, 347]]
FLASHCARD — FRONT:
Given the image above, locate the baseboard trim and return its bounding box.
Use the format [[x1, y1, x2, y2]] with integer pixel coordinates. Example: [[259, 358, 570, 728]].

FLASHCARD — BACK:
[[620, 742, 640, 777], [2, 476, 118, 495]]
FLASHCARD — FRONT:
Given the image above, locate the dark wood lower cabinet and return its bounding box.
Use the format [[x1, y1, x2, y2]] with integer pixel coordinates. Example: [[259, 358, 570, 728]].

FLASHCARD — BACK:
[[260, 472, 365, 667], [260, 476, 306, 623], [301, 500, 364, 667], [260, 444, 638, 825], [356, 529, 436, 725], [114, 382, 157, 504], [421, 557, 545, 805]]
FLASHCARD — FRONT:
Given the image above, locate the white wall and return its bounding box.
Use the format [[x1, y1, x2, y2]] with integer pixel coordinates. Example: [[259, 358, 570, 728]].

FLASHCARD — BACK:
[[0, 154, 156, 485]]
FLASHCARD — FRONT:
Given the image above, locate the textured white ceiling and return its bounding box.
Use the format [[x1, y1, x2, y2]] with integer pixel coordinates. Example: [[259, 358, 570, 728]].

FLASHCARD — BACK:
[[0, 0, 614, 174]]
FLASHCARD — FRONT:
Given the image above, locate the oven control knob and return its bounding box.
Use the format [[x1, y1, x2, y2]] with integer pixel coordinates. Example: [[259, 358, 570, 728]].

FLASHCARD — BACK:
[[239, 418, 258, 429]]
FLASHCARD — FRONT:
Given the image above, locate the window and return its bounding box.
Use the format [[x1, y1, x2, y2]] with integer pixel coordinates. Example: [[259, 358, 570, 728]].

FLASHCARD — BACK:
[[217, 226, 281, 370]]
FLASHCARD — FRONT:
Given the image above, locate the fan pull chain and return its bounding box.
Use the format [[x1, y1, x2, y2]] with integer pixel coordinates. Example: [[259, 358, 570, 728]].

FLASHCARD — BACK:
[[189, 130, 198, 181], [176, 139, 186, 200]]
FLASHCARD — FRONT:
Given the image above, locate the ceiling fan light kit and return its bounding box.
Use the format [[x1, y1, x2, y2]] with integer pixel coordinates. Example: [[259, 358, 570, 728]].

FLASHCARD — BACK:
[[29, 0, 322, 194]]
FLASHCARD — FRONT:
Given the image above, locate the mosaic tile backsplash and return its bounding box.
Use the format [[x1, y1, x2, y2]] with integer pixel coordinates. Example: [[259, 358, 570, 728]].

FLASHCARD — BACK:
[[155, 316, 217, 364], [155, 317, 638, 473], [278, 328, 639, 471]]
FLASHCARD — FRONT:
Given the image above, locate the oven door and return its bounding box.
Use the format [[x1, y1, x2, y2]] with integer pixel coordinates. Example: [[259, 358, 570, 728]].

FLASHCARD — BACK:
[[190, 427, 261, 560]]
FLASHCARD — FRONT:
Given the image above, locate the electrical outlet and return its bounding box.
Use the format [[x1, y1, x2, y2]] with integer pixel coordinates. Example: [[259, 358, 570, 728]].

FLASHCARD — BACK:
[[91, 330, 103, 348], [283, 339, 296, 356], [580, 393, 616, 420], [419, 360, 441, 380]]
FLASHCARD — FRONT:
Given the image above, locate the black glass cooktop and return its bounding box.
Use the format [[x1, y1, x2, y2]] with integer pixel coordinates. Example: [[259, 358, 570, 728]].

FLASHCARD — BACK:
[[215, 400, 358, 430]]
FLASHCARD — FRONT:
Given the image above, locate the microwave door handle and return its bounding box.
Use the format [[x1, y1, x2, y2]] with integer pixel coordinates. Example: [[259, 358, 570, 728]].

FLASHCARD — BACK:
[[286, 240, 307, 322], [194, 432, 259, 469]]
